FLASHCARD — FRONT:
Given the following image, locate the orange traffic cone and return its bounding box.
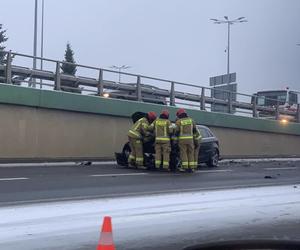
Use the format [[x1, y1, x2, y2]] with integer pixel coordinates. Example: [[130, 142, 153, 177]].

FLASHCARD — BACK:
[[96, 216, 116, 250]]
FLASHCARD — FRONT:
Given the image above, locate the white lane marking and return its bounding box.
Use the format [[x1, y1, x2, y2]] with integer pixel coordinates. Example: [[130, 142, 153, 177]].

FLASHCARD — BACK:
[[264, 167, 298, 171], [0, 161, 116, 168], [90, 173, 149, 177], [196, 169, 233, 173], [0, 177, 29, 181]]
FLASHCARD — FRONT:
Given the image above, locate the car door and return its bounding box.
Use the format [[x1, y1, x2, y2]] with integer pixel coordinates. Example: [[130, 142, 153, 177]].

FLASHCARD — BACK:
[[198, 126, 215, 163]]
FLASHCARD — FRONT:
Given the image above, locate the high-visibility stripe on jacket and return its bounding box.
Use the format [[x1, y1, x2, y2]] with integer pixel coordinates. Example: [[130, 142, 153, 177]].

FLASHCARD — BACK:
[[148, 118, 172, 142], [175, 117, 195, 141], [128, 117, 149, 139]]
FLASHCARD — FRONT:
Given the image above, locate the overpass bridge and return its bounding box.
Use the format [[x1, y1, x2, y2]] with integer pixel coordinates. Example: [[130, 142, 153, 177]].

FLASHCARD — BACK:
[[1, 51, 300, 120], [0, 51, 300, 162]]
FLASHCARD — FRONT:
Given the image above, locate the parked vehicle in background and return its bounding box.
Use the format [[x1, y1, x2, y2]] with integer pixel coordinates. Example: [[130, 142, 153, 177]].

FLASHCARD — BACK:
[[252, 89, 299, 121], [102, 83, 167, 105]]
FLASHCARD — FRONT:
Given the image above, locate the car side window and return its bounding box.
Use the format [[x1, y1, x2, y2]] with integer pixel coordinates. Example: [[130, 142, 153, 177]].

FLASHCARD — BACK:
[[207, 130, 214, 137], [199, 127, 211, 138]]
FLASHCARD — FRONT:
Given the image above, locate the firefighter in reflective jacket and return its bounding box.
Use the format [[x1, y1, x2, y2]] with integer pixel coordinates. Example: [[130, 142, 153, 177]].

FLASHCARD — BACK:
[[148, 110, 172, 171], [175, 108, 198, 172], [193, 127, 202, 168], [128, 111, 157, 169]]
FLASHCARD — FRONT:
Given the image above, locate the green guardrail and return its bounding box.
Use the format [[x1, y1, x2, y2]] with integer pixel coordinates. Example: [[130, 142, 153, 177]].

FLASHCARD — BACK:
[[0, 83, 300, 136]]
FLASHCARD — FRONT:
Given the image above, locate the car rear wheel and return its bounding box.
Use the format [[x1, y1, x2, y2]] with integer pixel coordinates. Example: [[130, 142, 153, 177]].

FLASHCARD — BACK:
[[206, 148, 219, 167]]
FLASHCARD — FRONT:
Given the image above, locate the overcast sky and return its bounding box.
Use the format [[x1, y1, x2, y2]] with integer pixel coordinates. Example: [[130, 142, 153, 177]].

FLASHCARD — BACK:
[[1, 0, 300, 95]]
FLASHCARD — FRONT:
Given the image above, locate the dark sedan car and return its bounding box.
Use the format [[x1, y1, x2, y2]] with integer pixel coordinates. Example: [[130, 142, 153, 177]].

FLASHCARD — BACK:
[[115, 113, 220, 170]]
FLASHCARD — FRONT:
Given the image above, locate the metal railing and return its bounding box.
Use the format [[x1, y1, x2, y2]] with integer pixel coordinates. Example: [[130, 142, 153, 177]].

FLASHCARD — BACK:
[[0, 50, 299, 123]]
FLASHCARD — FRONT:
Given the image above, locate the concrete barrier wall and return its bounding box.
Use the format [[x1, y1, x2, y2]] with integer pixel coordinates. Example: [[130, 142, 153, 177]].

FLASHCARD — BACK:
[[0, 84, 300, 162], [210, 127, 300, 158], [0, 104, 130, 161]]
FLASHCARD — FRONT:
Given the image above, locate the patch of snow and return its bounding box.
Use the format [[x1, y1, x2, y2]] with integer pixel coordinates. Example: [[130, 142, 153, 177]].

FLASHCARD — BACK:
[[0, 185, 299, 249]]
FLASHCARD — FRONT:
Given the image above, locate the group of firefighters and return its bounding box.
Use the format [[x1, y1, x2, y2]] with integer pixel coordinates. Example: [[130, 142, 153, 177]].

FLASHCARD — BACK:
[[127, 108, 202, 172]]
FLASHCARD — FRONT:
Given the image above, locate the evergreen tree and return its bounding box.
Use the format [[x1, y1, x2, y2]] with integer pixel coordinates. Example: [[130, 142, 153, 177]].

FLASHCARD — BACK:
[[60, 42, 80, 93], [0, 24, 8, 64], [61, 42, 77, 75], [0, 24, 30, 85]]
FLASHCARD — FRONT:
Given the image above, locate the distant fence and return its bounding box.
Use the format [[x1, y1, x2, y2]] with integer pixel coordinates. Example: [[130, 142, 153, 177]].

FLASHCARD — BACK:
[[0, 50, 299, 123]]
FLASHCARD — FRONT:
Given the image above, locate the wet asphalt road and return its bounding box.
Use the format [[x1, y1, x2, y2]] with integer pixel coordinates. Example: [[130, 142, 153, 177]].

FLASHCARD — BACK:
[[0, 160, 300, 206], [0, 160, 300, 250]]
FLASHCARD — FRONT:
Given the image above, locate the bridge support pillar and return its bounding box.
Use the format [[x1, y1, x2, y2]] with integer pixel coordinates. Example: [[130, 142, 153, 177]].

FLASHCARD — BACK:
[[5, 51, 12, 84], [136, 75, 142, 101], [200, 87, 206, 111], [170, 82, 175, 106], [54, 62, 61, 90], [252, 95, 258, 118], [228, 92, 232, 114], [275, 101, 280, 120], [297, 104, 300, 123], [97, 69, 104, 96]]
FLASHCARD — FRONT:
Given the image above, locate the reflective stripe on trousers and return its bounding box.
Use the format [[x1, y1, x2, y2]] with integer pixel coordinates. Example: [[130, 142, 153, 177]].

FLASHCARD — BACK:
[[179, 136, 193, 140], [136, 157, 144, 165], [162, 161, 169, 167], [128, 137, 143, 166], [179, 142, 194, 169], [156, 137, 170, 142], [155, 143, 170, 169], [156, 160, 169, 168]]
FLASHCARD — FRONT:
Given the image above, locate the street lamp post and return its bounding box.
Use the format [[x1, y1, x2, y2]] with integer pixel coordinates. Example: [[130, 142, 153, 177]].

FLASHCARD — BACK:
[[110, 65, 131, 83], [31, 0, 38, 87], [40, 0, 45, 89], [210, 16, 247, 83]]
